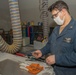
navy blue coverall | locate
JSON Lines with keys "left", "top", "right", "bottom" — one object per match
{"left": 41, "top": 18, "right": 76, "bottom": 75}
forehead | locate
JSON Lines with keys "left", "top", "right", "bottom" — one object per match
{"left": 51, "top": 9, "right": 59, "bottom": 14}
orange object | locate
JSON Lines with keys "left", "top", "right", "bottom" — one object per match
{"left": 26, "top": 63, "right": 44, "bottom": 74}
{"left": 16, "top": 53, "right": 25, "bottom": 57}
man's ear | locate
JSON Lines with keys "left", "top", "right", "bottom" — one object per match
{"left": 62, "top": 9, "right": 66, "bottom": 15}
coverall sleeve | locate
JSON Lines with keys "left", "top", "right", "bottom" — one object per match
{"left": 55, "top": 34, "right": 76, "bottom": 67}
{"left": 40, "top": 35, "right": 51, "bottom": 56}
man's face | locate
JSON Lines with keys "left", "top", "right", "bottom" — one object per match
{"left": 51, "top": 8, "right": 66, "bottom": 25}
{"left": 51, "top": 9, "right": 65, "bottom": 20}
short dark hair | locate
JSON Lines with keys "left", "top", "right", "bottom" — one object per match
{"left": 48, "top": 1, "right": 69, "bottom": 13}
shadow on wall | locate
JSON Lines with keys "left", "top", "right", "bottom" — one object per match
{"left": 49, "top": 21, "right": 56, "bottom": 36}
{"left": 50, "top": 21, "right": 56, "bottom": 27}
{"left": 0, "top": 20, "right": 11, "bottom": 31}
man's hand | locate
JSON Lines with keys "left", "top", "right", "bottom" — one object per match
{"left": 32, "top": 50, "right": 42, "bottom": 59}
{"left": 46, "top": 55, "right": 55, "bottom": 65}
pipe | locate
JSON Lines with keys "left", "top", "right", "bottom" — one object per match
{"left": 0, "top": 0, "right": 22, "bottom": 53}
{"left": 40, "top": 0, "right": 49, "bottom": 39}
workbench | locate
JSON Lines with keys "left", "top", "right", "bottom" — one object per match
{"left": 0, "top": 51, "right": 55, "bottom": 75}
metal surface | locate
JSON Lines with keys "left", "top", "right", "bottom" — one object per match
{"left": 0, "top": 59, "right": 32, "bottom": 75}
